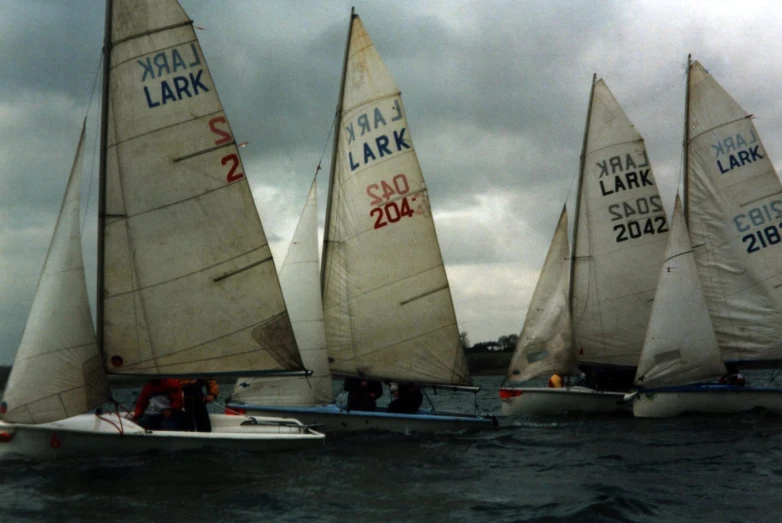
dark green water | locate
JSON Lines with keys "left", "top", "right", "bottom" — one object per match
{"left": 1, "top": 375, "right": 781, "bottom": 522}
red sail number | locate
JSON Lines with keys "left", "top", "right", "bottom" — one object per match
{"left": 208, "top": 116, "right": 232, "bottom": 145}
{"left": 371, "top": 198, "right": 415, "bottom": 229}
{"left": 207, "top": 117, "right": 244, "bottom": 183}
{"left": 367, "top": 174, "right": 411, "bottom": 205}
{"left": 222, "top": 154, "right": 244, "bottom": 182}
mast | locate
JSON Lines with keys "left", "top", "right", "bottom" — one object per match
{"left": 568, "top": 73, "right": 596, "bottom": 312}
{"left": 96, "top": 0, "right": 113, "bottom": 355}
{"left": 320, "top": 7, "right": 356, "bottom": 294}
{"left": 683, "top": 54, "right": 692, "bottom": 226}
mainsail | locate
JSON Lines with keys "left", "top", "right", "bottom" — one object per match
{"left": 101, "top": 0, "right": 301, "bottom": 375}
{"left": 685, "top": 59, "right": 782, "bottom": 364}
{"left": 507, "top": 207, "right": 574, "bottom": 382}
{"left": 321, "top": 13, "right": 470, "bottom": 385}
{"left": 571, "top": 78, "right": 669, "bottom": 368}
{"left": 2, "top": 127, "right": 111, "bottom": 424}
{"left": 634, "top": 196, "right": 725, "bottom": 388}
{"left": 232, "top": 179, "right": 334, "bottom": 405}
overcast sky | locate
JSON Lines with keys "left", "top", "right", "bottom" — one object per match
{"left": 1, "top": 0, "right": 782, "bottom": 364}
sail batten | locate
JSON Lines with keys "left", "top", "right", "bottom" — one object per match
{"left": 322, "top": 14, "right": 471, "bottom": 386}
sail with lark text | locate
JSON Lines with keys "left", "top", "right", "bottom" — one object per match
{"left": 571, "top": 78, "right": 669, "bottom": 369}
{"left": 321, "top": 13, "right": 470, "bottom": 386}
{"left": 101, "top": 0, "right": 301, "bottom": 376}
{"left": 685, "top": 59, "right": 782, "bottom": 365}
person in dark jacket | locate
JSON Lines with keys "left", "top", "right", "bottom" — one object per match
{"left": 180, "top": 378, "right": 219, "bottom": 432}
{"left": 343, "top": 377, "right": 383, "bottom": 411}
{"left": 387, "top": 382, "right": 423, "bottom": 414}
{"left": 133, "top": 379, "right": 185, "bottom": 431}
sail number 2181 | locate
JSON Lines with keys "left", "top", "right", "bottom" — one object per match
{"left": 743, "top": 225, "right": 782, "bottom": 254}
{"left": 367, "top": 174, "right": 418, "bottom": 230}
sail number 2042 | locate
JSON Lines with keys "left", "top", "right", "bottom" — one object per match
{"left": 609, "top": 196, "right": 668, "bottom": 243}
{"left": 367, "top": 174, "right": 418, "bottom": 230}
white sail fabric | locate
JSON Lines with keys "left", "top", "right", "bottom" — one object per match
{"left": 322, "top": 15, "right": 470, "bottom": 385}
{"left": 233, "top": 179, "right": 334, "bottom": 405}
{"left": 572, "top": 79, "right": 668, "bottom": 367}
{"left": 2, "top": 127, "right": 110, "bottom": 424}
{"left": 507, "top": 207, "right": 574, "bottom": 382}
{"left": 686, "top": 60, "right": 782, "bottom": 364}
{"left": 103, "top": 0, "right": 301, "bottom": 375}
{"left": 634, "top": 196, "right": 725, "bottom": 388}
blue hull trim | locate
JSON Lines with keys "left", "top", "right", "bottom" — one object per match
{"left": 637, "top": 383, "right": 782, "bottom": 394}
{"left": 227, "top": 403, "right": 497, "bottom": 426}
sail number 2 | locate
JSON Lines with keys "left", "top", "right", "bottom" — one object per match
{"left": 367, "top": 174, "right": 416, "bottom": 229}
{"left": 208, "top": 117, "right": 244, "bottom": 183}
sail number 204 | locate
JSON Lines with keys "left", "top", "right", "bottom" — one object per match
{"left": 367, "top": 174, "right": 417, "bottom": 230}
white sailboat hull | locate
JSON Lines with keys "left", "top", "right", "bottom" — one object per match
{"left": 0, "top": 412, "right": 324, "bottom": 461}
{"left": 632, "top": 385, "right": 782, "bottom": 418}
{"left": 499, "top": 387, "right": 628, "bottom": 416}
{"left": 228, "top": 403, "right": 498, "bottom": 433}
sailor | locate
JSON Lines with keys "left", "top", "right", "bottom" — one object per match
{"left": 133, "top": 378, "right": 185, "bottom": 431}
{"left": 387, "top": 382, "right": 423, "bottom": 413}
{"left": 179, "top": 378, "right": 219, "bottom": 432}
{"left": 548, "top": 374, "right": 563, "bottom": 388}
{"left": 343, "top": 377, "right": 383, "bottom": 411}
{"left": 719, "top": 363, "right": 746, "bottom": 386}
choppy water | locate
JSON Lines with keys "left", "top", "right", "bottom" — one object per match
{"left": 2, "top": 375, "right": 782, "bottom": 522}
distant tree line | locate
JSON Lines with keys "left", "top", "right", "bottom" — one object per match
{"left": 461, "top": 332, "right": 517, "bottom": 353}
{"left": 461, "top": 333, "right": 515, "bottom": 375}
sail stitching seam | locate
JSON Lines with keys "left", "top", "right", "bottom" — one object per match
{"left": 104, "top": 244, "right": 268, "bottom": 298}
{"left": 323, "top": 263, "right": 445, "bottom": 308}
{"left": 342, "top": 92, "right": 401, "bottom": 118}
{"left": 111, "top": 21, "right": 193, "bottom": 49}
{"left": 107, "top": 109, "right": 224, "bottom": 149}
{"left": 688, "top": 116, "right": 752, "bottom": 142}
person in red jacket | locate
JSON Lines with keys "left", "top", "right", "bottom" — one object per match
{"left": 133, "top": 379, "right": 185, "bottom": 431}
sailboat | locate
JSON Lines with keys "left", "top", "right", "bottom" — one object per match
{"left": 499, "top": 76, "right": 670, "bottom": 416}
{"left": 0, "top": 0, "right": 324, "bottom": 460}
{"left": 629, "top": 57, "right": 782, "bottom": 417}
{"left": 231, "top": 178, "right": 336, "bottom": 409}
{"left": 227, "top": 10, "right": 497, "bottom": 433}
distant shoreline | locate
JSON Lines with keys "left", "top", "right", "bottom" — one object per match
{"left": 465, "top": 352, "right": 511, "bottom": 376}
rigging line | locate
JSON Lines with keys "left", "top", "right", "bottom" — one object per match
{"left": 422, "top": 388, "right": 436, "bottom": 411}
{"left": 82, "top": 52, "right": 104, "bottom": 234}
{"left": 563, "top": 152, "right": 580, "bottom": 211}
{"left": 315, "top": 108, "right": 338, "bottom": 176}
